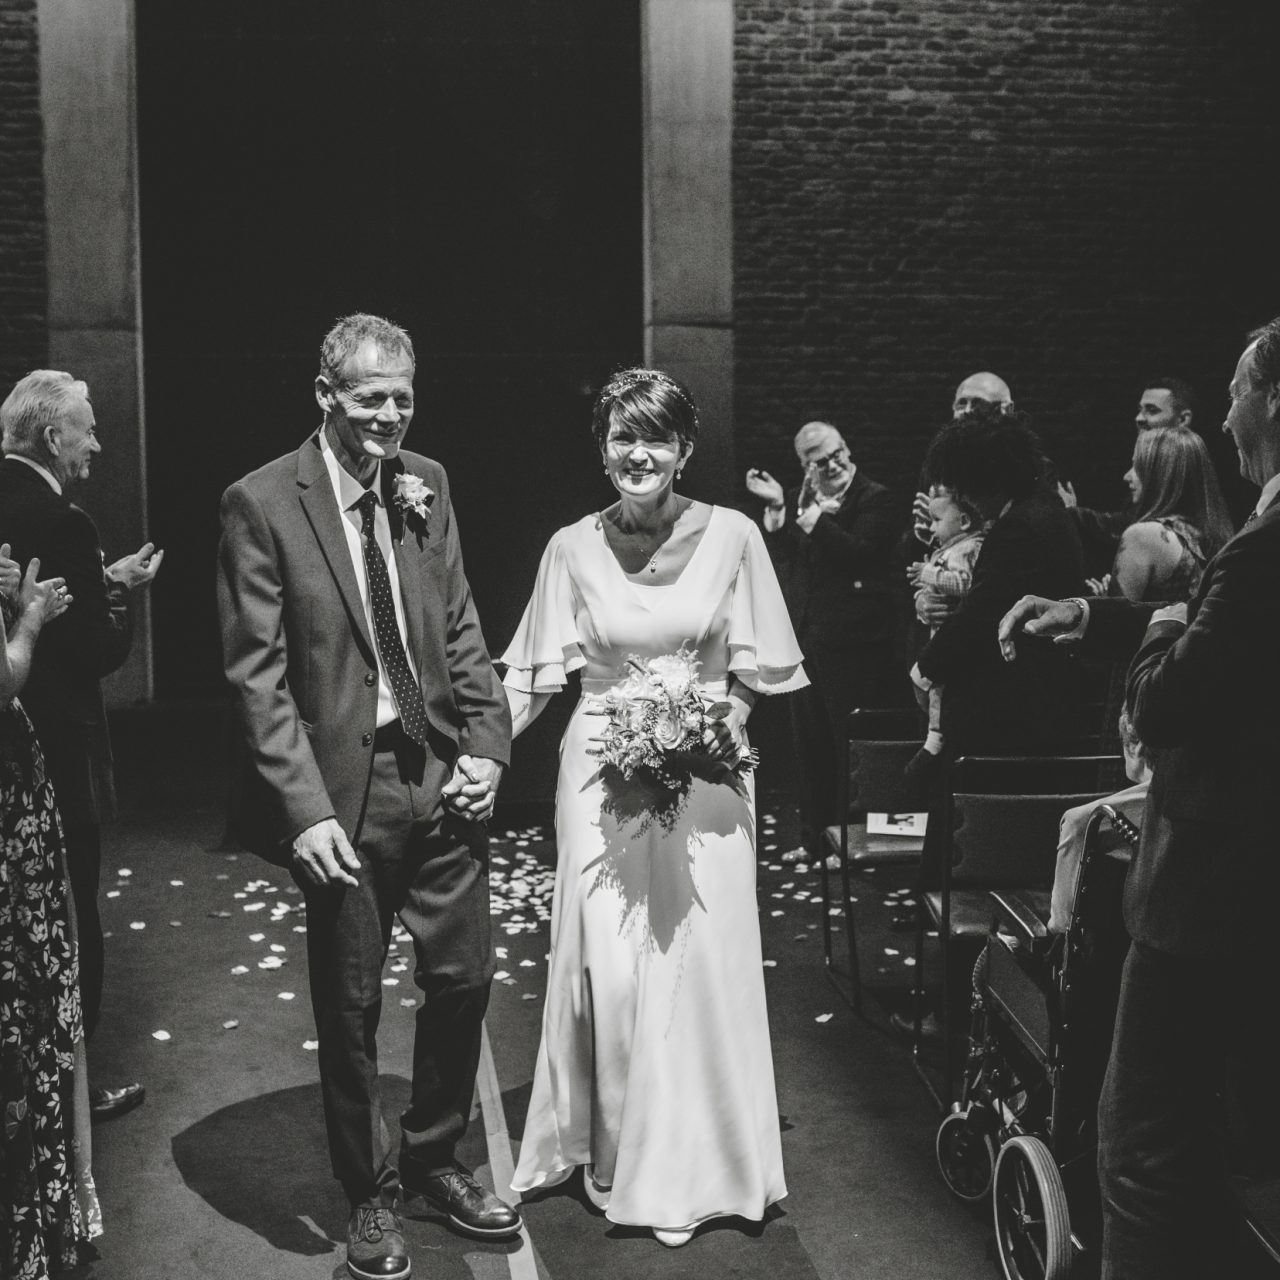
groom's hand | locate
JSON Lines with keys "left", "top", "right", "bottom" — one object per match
{"left": 292, "top": 818, "right": 361, "bottom": 888}
{"left": 442, "top": 754, "right": 503, "bottom": 822}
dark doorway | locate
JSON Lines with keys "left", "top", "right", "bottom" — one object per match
{"left": 136, "top": 3, "right": 642, "bottom": 747}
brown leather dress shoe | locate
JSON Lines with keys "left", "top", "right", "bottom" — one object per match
{"left": 405, "top": 1165, "right": 521, "bottom": 1239}
{"left": 89, "top": 1082, "right": 145, "bottom": 1122}
{"left": 346, "top": 1203, "right": 410, "bottom": 1280}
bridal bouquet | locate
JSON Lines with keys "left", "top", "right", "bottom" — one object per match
{"left": 589, "top": 647, "right": 758, "bottom": 789}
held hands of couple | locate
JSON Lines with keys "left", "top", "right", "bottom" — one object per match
{"left": 106, "top": 541, "right": 164, "bottom": 590}
{"left": 441, "top": 754, "right": 503, "bottom": 823}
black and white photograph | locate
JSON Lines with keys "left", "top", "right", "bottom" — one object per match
{"left": 3, "top": 3, "right": 1280, "bottom": 1278}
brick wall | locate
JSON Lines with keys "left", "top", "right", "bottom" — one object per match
{"left": 0, "top": 0, "right": 46, "bottom": 389}
{"left": 733, "top": 0, "right": 1280, "bottom": 515}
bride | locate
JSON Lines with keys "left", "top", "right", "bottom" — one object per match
{"left": 500, "top": 368, "right": 808, "bottom": 1246}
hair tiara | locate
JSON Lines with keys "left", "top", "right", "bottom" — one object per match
{"left": 602, "top": 367, "right": 699, "bottom": 423}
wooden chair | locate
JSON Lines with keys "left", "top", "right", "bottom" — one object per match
{"left": 908, "top": 754, "right": 1120, "bottom": 1109}
{"left": 818, "top": 707, "right": 926, "bottom": 1012}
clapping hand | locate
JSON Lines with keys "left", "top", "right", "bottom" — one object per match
{"left": 0, "top": 544, "right": 19, "bottom": 599}
{"left": 442, "top": 754, "right": 503, "bottom": 822}
{"left": 1057, "top": 480, "right": 1078, "bottom": 509}
{"left": 106, "top": 541, "right": 164, "bottom": 590}
{"left": 744, "top": 468, "right": 784, "bottom": 508}
{"left": 906, "top": 560, "right": 925, "bottom": 587}
{"left": 17, "top": 557, "right": 71, "bottom": 624}
{"left": 912, "top": 491, "right": 933, "bottom": 545}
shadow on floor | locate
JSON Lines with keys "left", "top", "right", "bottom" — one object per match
{"left": 170, "top": 1081, "right": 348, "bottom": 1254}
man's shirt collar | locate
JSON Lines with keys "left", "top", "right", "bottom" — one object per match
{"left": 5, "top": 453, "right": 62, "bottom": 495}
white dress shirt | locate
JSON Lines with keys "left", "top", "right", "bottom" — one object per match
{"left": 318, "top": 430, "right": 419, "bottom": 729}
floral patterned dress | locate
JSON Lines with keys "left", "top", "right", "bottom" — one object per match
{"left": 1, "top": 632, "right": 100, "bottom": 1276}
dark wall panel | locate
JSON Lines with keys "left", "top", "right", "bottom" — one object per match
{"left": 734, "top": 0, "right": 1280, "bottom": 518}
{"left": 138, "top": 1, "right": 642, "bottom": 797}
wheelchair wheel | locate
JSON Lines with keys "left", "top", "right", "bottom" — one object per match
{"left": 993, "top": 1135, "right": 1072, "bottom": 1280}
{"left": 936, "top": 1106, "right": 997, "bottom": 1202}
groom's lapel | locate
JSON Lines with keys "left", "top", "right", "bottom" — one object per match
{"left": 297, "top": 437, "right": 375, "bottom": 655}
{"left": 383, "top": 459, "right": 427, "bottom": 663}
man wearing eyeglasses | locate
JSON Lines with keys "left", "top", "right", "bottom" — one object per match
{"left": 746, "top": 421, "right": 902, "bottom": 862}
{"left": 218, "top": 314, "right": 518, "bottom": 1280}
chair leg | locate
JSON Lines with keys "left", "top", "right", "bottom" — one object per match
{"left": 940, "top": 931, "right": 953, "bottom": 1108}
{"left": 818, "top": 848, "right": 834, "bottom": 966}
{"left": 839, "top": 850, "right": 862, "bottom": 1014}
{"left": 909, "top": 905, "right": 945, "bottom": 1113}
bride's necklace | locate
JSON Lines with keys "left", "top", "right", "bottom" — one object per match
{"left": 614, "top": 505, "right": 681, "bottom": 574}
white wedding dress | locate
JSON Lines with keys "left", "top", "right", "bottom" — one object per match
{"left": 501, "top": 505, "right": 808, "bottom": 1230}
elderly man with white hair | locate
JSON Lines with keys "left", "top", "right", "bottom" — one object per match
{"left": 747, "top": 421, "right": 902, "bottom": 862}
{"left": 0, "top": 369, "right": 163, "bottom": 1121}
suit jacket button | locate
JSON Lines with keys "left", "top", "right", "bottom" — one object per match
{"left": 364, "top": 672, "right": 376, "bottom": 686}
{"left": 361, "top": 732, "right": 373, "bottom": 747}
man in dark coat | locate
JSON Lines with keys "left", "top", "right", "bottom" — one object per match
{"left": 747, "top": 421, "right": 903, "bottom": 858}
{"left": 998, "top": 323, "right": 1280, "bottom": 1279}
{"left": 0, "top": 369, "right": 162, "bottom": 1120}
{"left": 217, "top": 314, "right": 517, "bottom": 1280}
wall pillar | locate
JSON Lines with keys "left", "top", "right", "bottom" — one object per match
{"left": 38, "top": 0, "right": 150, "bottom": 703}
{"left": 641, "top": 0, "right": 735, "bottom": 500}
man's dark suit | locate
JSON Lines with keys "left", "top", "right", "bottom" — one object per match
{"left": 764, "top": 469, "right": 902, "bottom": 841}
{"left": 1074, "top": 496, "right": 1280, "bottom": 1278}
{"left": 217, "top": 435, "right": 511, "bottom": 1206}
{"left": 0, "top": 456, "right": 134, "bottom": 1037}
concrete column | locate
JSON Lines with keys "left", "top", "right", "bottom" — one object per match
{"left": 38, "top": 0, "right": 150, "bottom": 703}
{"left": 641, "top": 0, "right": 735, "bottom": 501}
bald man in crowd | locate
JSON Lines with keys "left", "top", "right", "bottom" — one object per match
{"left": 747, "top": 422, "right": 903, "bottom": 862}
{"left": 951, "top": 370, "right": 1014, "bottom": 419}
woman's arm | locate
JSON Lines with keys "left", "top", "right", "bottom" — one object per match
{"left": 506, "top": 685, "right": 555, "bottom": 740}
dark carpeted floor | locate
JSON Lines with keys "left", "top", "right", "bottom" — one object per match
{"left": 75, "top": 709, "right": 1001, "bottom": 1280}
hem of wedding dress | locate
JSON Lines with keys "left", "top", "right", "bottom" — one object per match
{"left": 603, "top": 1189, "right": 788, "bottom": 1232}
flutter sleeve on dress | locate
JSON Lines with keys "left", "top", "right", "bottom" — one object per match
{"left": 728, "top": 519, "right": 810, "bottom": 694}
{"left": 499, "top": 529, "right": 585, "bottom": 694}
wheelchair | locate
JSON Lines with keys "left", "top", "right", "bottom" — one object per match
{"left": 933, "top": 803, "right": 1139, "bottom": 1280}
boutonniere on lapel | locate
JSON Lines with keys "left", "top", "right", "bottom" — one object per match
{"left": 391, "top": 472, "right": 433, "bottom": 545}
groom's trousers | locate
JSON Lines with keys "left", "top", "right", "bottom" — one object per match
{"left": 299, "top": 722, "right": 494, "bottom": 1208}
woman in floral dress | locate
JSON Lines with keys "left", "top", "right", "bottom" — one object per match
{"left": 1, "top": 552, "right": 100, "bottom": 1278}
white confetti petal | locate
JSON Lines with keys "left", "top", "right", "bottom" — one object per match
{"left": 399, "top": 997, "right": 417, "bottom": 1007}
{"left": 521, "top": 993, "right": 539, "bottom": 1001}
{"left": 243, "top": 902, "right": 266, "bottom": 912}
{"left": 208, "top": 910, "right": 232, "bottom": 919}
{"left": 519, "top": 959, "right": 536, "bottom": 968}
{"left": 117, "top": 868, "right": 132, "bottom": 878}
{"left": 815, "top": 1013, "right": 834, "bottom": 1024}
{"left": 883, "top": 947, "right": 899, "bottom": 956}
{"left": 130, "top": 921, "right": 146, "bottom": 930}
{"left": 293, "top": 925, "right": 307, "bottom": 933}
{"left": 770, "top": 910, "right": 784, "bottom": 917}
{"left": 270, "top": 944, "right": 286, "bottom": 953}
{"left": 222, "top": 1019, "right": 239, "bottom": 1030}
{"left": 249, "top": 932, "right": 265, "bottom": 942}
{"left": 258, "top": 956, "right": 285, "bottom": 970}
{"left": 152, "top": 1029, "right": 171, "bottom": 1040}
{"left": 303, "top": 1039, "right": 318, "bottom": 1051}
{"left": 230, "top": 965, "right": 249, "bottom": 975}
{"left": 107, "top": 890, "right": 120, "bottom": 898}
{"left": 170, "top": 879, "right": 184, "bottom": 887}
{"left": 382, "top": 978, "right": 398, "bottom": 986}
{"left": 493, "top": 970, "right": 510, "bottom": 980}
{"left": 278, "top": 991, "right": 295, "bottom": 1001}
{"left": 169, "top": 920, "right": 182, "bottom": 928}
{"left": 762, "top": 960, "right": 777, "bottom": 967}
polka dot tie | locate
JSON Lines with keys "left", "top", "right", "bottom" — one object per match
{"left": 355, "top": 490, "right": 428, "bottom": 746}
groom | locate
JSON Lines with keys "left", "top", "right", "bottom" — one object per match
{"left": 217, "top": 314, "right": 517, "bottom": 1280}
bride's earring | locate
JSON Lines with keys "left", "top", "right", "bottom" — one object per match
{"left": 675, "top": 468, "right": 683, "bottom": 481}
